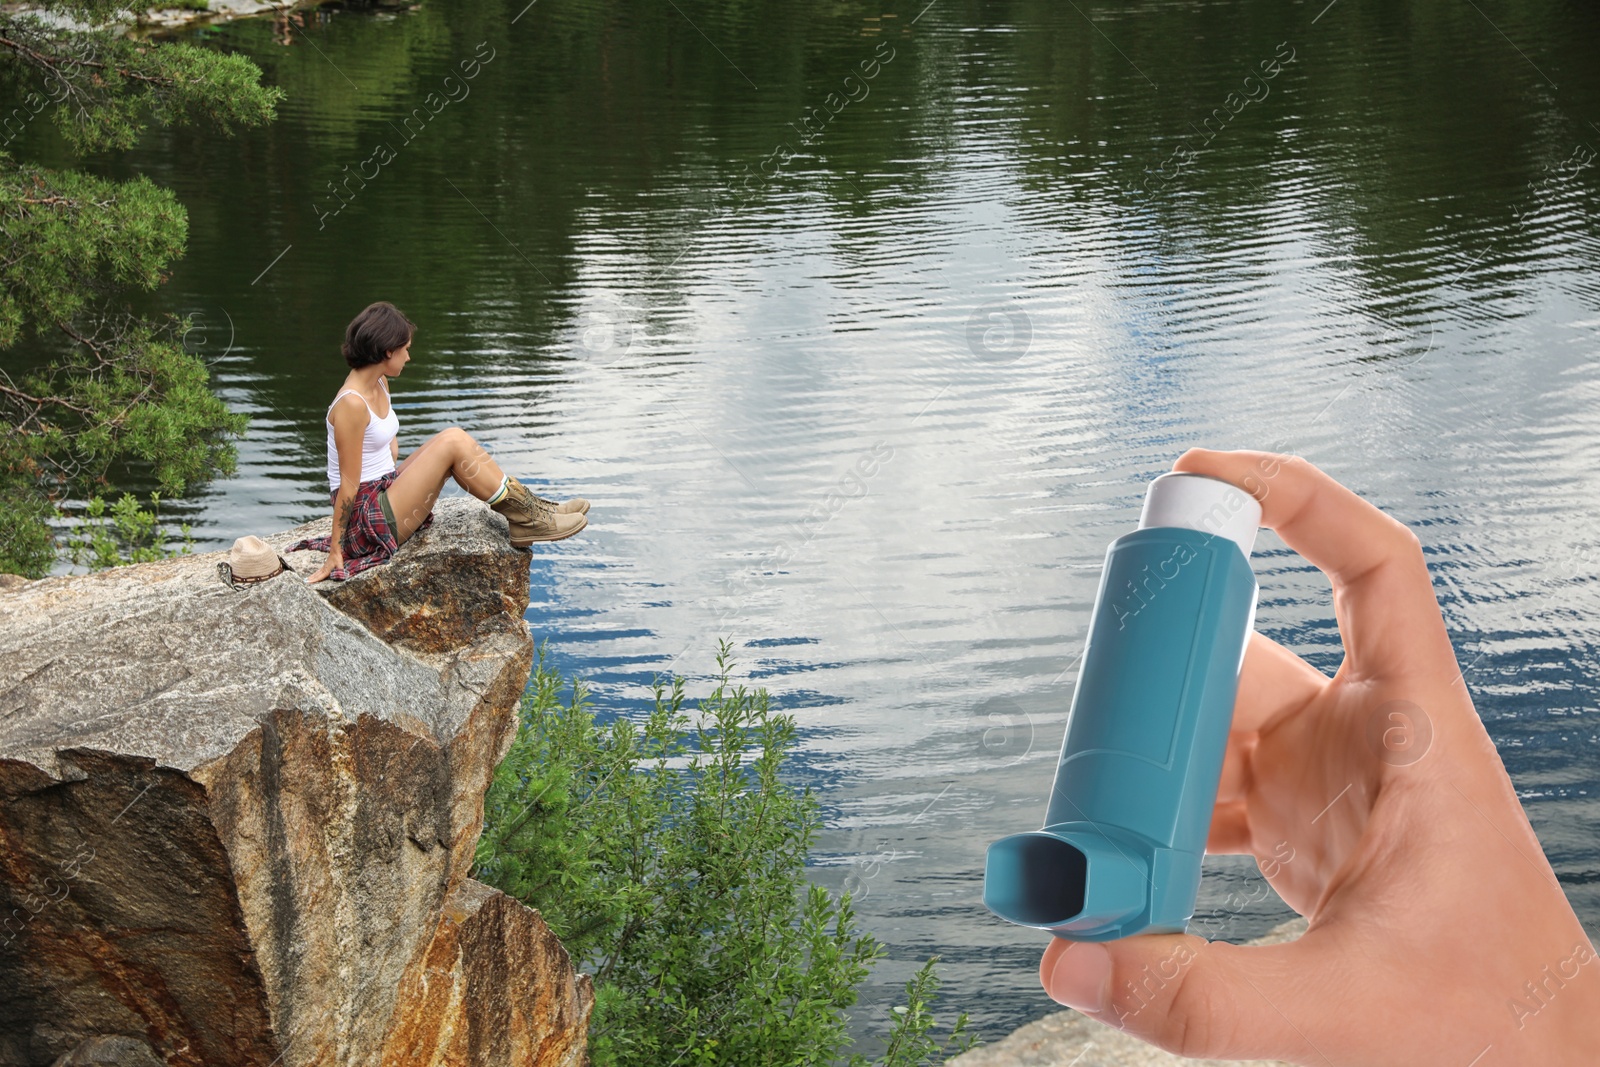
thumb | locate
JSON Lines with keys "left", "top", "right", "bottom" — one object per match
{"left": 1040, "top": 933, "right": 1327, "bottom": 1062}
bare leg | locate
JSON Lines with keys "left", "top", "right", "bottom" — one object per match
{"left": 383, "top": 427, "right": 506, "bottom": 545}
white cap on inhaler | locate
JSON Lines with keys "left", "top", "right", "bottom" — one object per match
{"left": 1138, "top": 472, "right": 1263, "bottom": 557}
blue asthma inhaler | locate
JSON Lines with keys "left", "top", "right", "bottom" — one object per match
{"left": 983, "top": 471, "right": 1262, "bottom": 941}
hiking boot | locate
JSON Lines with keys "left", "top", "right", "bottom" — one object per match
{"left": 536, "top": 494, "right": 590, "bottom": 515}
{"left": 491, "top": 477, "right": 587, "bottom": 546}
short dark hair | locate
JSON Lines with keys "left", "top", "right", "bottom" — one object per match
{"left": 342, "top": 301, "right": 416, "bottom": 368}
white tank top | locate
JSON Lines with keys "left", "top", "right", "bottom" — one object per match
{"left": 325, "top": 380, "right": 399, "bottom": 492}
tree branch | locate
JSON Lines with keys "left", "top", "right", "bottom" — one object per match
{"left": 0, "top": 31, "right": 163, "bottom": 86}
{"left": 0, "top": 379, "right": 95, "bottom": 418}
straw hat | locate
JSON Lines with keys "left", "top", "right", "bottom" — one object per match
{"left": 218, "top": 535, "right": 289, "bottom": 587}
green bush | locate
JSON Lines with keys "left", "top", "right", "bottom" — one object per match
{"left": 474, "top": 642, "right": 977, "bottom": 1067}
{"left": 64, "top": 490, "right": 193, "bottom": 570}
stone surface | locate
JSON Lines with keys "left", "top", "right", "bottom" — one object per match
{"left": 49, "top": 1037, "right": 163, "bottom": 1067}
{"left": 0, "top": 0, "right": 342, "bottom": 37}
{"left": 949, "top": 918, "right": 1307, "bottom": 1067}
{"left": 0, "top": 500, "right": 591, "bottom": 1067}
{"left": 139, "top": 0, "right": 291, "bottom": 29}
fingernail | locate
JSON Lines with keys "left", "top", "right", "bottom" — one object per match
{"left": 1048, "top": 942, "right": 1113, "bottom": 1014}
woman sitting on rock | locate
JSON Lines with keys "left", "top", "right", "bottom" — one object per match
{"left": 295, "top": 300, "right": 586, "bottom": 584}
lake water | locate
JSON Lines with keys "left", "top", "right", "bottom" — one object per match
{"left": 18, "top": 0, "right": 1600, "bottom": 1050}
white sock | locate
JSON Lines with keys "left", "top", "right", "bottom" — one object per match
{"left": 486, "top": 476, "right": 510, "bottom": 505}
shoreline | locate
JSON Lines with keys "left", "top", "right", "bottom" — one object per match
{"left": 0, "top": 0, "right": 408, "bottom": 39}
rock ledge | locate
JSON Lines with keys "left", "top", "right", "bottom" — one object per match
{"left": 0, "top": 500, "right": 591, "bottom": 1067}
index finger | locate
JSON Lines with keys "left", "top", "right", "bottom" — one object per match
{"left": 1172, "top": 448, "right": 1455, "bottom": 682}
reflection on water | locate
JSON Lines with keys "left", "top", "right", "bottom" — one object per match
{"left": 13, "top": 0, "right": 1600, "bottom": 1046}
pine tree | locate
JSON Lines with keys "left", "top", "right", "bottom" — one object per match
{"left": 0, "top": 0, "right": 283, "bottom": 576}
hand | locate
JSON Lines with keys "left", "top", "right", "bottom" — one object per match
{"left": 1040, "top": 449, "right": 1600, "bottom": 1065}
{"left": 304, "top": 549, "right": 343, "bottom": 584}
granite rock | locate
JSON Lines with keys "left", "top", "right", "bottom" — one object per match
{"left": 0, "top": 499, "right": 591, "bottom": 1067}
{"left": 48, "top": 1036, "right": 163, "bottom": 1067}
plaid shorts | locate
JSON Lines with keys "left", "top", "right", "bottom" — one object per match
{"left": 287, "top": 470, "right": 433, "bottom": 580}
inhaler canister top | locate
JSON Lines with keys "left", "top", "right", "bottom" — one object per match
{"left": 1138, "top": 472, "right": 1263, "bottom": 558}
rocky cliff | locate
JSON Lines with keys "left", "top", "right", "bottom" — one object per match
{"left": 0, "top": 500, "right": 591, "bottom": 1067}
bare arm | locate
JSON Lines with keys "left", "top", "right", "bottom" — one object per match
{"left": 307, "top": 395, "right": 368, "bottom": 584}
{"left": 385, "top": 378, "right": 401, "bottom": 465}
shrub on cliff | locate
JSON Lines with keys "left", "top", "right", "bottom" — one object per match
{"left": 0, "top": 1, "right": 279, "bottom": 575}
{"left": 475, "top": 642, "right": 977, "bottom": 1067}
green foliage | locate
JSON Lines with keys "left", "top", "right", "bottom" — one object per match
{"left": 879, "top": 957, "right": 975, "bottom": 1067}
{"left": 475, "top": 643, "right": 977, "bottom": 1067}
{"left": 0, "top": 10, "right": 283, "bottom": 153}
{"left": 0, "top": 2, "right": 281, "bottom": 575}
{"left": 0, "top": 303, "right": 246, "bottom": 576}
{"left": 64, "top": 490, "right": 192, "bottom": 569}
{"left": 0, "top": 486, "right": 55, "bottom": 577}
{"left": 0, "top": 159, "right": 187, "bottom": 346}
